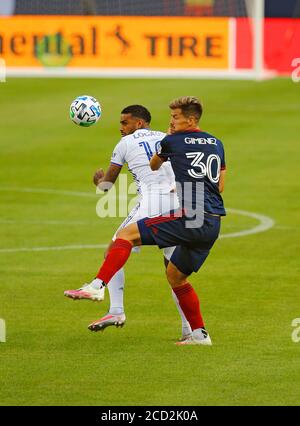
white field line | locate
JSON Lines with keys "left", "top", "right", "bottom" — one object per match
{"left": 0, "top": 187, "right": 275, "bottom": 253}
{"left": 220, "top": 208, "right": 275, "bottom": 239}
{"left": 0, "top": 219, "right": 96, "bottom": 226}
{"left": 0, "top": 244, "right": 107, "bottom": 253}
{"left": 6, "top": 67, "right": 277, "bottom": 80}
{"left": 0, "top": 186, "right": 97, "bottom": 198}
{"left": 0, "top": 186, "right": 131, "bottom": 200}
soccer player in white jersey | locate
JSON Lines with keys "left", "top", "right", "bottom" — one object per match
{"left": 64, "top": 105, "right": 192, "bottom": 340}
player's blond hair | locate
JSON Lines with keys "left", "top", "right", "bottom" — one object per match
{"left": 169, "top": 96, "right": 203, "bottom": 121}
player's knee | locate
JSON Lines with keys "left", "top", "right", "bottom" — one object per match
{"left": 116, "top": 228, "right": 131, "bottom": 241}
{"left": 116, "top": 223, "right": 140, "bottom": 244}
{"left": 166, "top": 272, "right": 175, "bottom": 286}
{"left": 166, "top": 263, "right": 187, "bottom": 287}
{"left": 166, "top": 269, "right": 183, "bottom": 287}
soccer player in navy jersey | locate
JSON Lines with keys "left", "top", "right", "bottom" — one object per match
{"left": 88, "top": 96, "right": 226, "bottom": 345}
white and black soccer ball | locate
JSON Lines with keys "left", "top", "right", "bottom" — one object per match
{"left": 70, "top": 95, "right": 102, "bottom": 127}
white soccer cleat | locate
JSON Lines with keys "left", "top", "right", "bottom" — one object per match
{"left": 88, "top": 313, "right": 126, "bottom": 332}
{"left": 176, "top": 328, "right": 212, "bottom": 346}
{"left": 64, "top": 283, "right": 105, "bottom": 302}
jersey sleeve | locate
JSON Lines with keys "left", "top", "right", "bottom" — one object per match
{"left": 111, "top": 139, "right": 127, "bottom": 167}
{"left": 156, "top": 136, "right": 171, "bottom": 161}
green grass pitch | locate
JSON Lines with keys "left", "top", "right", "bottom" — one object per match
{"left": 0, "top": 77, "right": 299, "bottom": 406}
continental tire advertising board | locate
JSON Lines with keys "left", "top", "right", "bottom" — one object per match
{"left": 0, "top": 17, "right": 230, "bottom": 69}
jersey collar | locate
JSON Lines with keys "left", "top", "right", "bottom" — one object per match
{"left": 175, "top": 128, "right": 202, "bottom": 134}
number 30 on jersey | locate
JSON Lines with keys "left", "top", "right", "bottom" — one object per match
{"left": 186, "top": 152, "right": 221, "bottom": 183}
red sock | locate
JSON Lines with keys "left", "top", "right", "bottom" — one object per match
{"left": 96, "top": 239, "right": 133, "bottom": 284}
{"left": 173, "top": 283, "right": 205, "bottom": 330}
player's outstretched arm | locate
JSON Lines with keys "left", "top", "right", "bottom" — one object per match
{"left": 150, "top": 153, "right": 165, "bottom": 171}
{"left": 93, "top": 164, "right": 122, "bottom": 191}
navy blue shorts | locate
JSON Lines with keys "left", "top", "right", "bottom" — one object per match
{"left": 137, "top": 211, "right": 221, "bottom": 276}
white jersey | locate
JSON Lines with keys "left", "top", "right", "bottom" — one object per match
{"left": 111, "top": 129, "right": 175, "bottom": 194}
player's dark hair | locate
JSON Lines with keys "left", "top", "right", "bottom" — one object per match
{"left": 169, "top": 96, "right": 203, "bottom": 121}
{"left": 121, "top": 105, "right": 152, "bottom": 124}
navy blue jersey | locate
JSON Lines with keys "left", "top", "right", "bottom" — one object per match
{"left": 157, "top": 130, "right": 226, "bottom": 216}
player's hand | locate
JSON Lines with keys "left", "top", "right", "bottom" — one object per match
{"left": 93, "top": 169, "right": 105, "bottom": 186}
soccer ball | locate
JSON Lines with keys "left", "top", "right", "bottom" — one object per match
{"left": 70, "top": 95, "right": 102, "bottom": 127}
